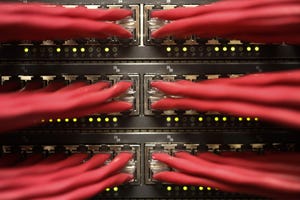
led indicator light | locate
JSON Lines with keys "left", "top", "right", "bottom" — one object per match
{"left": 24, "top": 48, "right": 29, "bottom": 53}
{"left": 182, "top": 47, "right": 188, "bottom": 52}
{"left": 214, "top": 47, "right": 220, "bottom": 52}
{"left": 49, "top": 119, "right": 53, "bottom": 123}
{"left": 222, "top": 47, "right": 227, "bottom": 51}
{"left": 112, "top": 117, "right": 118, "bottom": 123}
{"left": 113, "top": 187, "right": 118, "bottom": 192}
{"left": 222, "top": 117, "right": 227, "bottom": 121}
{"left": 73, "top": 118, "right": 77, "bottom": 122}
{"left": 246, "top": 46, "right": 251, "bottom": 51}
{"left": 214, "top": 117, "right": 219, "bottom": 122}
{"left": 166, "top": 186, "right": 172, "bottom": 191}
{"left": 198, "top": 117, "right": 203, "bottom": 122}
{"left": 97, "top": 117, "right": 101, "bottom": 122}
{"left": 254, "top": 46, "right": 260, "bottom": 51}
{"left": 246, "top": 117, "right": 251, "bottom": 121}
{"left": 72, "top": 47, "right": 77, "bottom": 53}
{"left": 56, "top": 48, "right": 61, "bottom": 53}
{"left": 89, "top": 117, "right": 93, "bottom": 122}
{"left": 80, "top": 47, "right": 85, "bottom": 52}
{"left": 238, "top": 117, "right": 243, "bottom": 121}
{"left": 166, "top": 47, "right": 171, "bottom": 52}
{"left": 254, "top": 117, "right": 259, "bottom": 121}
{"left": 105, "top": 188, "right": 110, "bottom": 192}
{"left": 104, "top": 47, "right": 110, "bottom": 52}
{"left": 174, "top": 117, "right": 179, "bottom": 122}
{"left": 207, "top": 187, "right": 212, "bottom": 191}
{"left": 230, "top": 46, "right": 235, "bottom": 52}
{"left": 105, "top": 117, "right": 110, "bottom": 122}
{"left": 41, "top": 119, "right": 45, "bottom": 123}
{"left": 65, "top": 118, "right": 69, "bottom": 122}
{"left": 199, "top": 186, "right": 204, "bottom": 191}
{"left": 57, "top": 118, "right": 61, "bottom": 123}
{"left": 166, "top": 117, "right": 172, "bottom": 122}
{"left": 183, "top": 186, "right": 188, "bottom": 191}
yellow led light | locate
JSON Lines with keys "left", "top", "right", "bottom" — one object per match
{"left": 89, "top": 117, "right": 93, "bottom": 122}
{"left": 65, "top": 118, "right": 69, "bottom": 122}
{"left": 222, "top": 47, "right": 227, "bottom": 52}
{"left": 214, "top": 46, "right": 220, "bottom": 52}
{"left": 105, "top": 117, "right": 110, "bottom": 122}
{"left": 199, "top": 186, "right": 204, "bottom": 191}
{"left": 97, "top": 117, "right": 101, "bottom": 122}
{"left": 56, "top": 48, "right": 61, "bottom": 53}
{"left": 112, "top": 117, "right": 118, "bottom": 123}
{"left": 166, "top": 117, "right": 172, "bottom": 122}
{"left": 246, "top": 46, "right": 251, "bottom": 51}
{"left": 73, "top": 118, "right": 77, "bottom": 122}
{"left": 166, "top": 186, "right": 172, "bottom": 191}
{"left": 238, "top": 117, "right": 243, "bottom": 121}
{"left": 113, "top": 186, "right": 118, "bottom": 192}
{"left": 24, "top": 48, "right": 29, "bottom": 53}
{"left": 230, "top": 46, "right": 236, "bottom": 52}
{"left": 214, "top": 117, "right": 219, "bottom": 122}
{"left": 254, "top": 46, "right": 260, "bottom": 51}
{"left": 174, "top": 117, "right": 179, "bottom": 122}
{"left": 254, "top": 117, "right": 259, "bottom": 121}
{"left": 246, "top": 117, "right": 251, "bottom": 121}
{"left": 72, "top": 47, "right": 77, "bottom": 53}
{"left": 183, "top": 186, "right": 188, "bottom": 191}
{"left": 57, "top": 118, "right": 61, "bottom": 123}
{"left": 222, "top": 117, "right": 227, "bottom": 122}
{"left": 49, "top": 119, "right": 53, "bottom": 123}
{"left": 104, "top": 47, "right": 110, "bottom": 52}
{"left": 41, "top": 119, "right": 45, "bottom": 123}
{"left": 166, "top": 47, "right": 172, "bottom": 52}
{"left": 198, "top": 117, "right": 203, "bottom": 122}
{"left": 105, "top": 188, "right": 110, "bottom": 192}
{"left": 207, "top": 187, "right": 211, "bottom": 191}
{"left": 182, "top": 47, "right": 188, "bottom": 52}
{"left": 80, "top": 47, "right": 85, "bottom": 52}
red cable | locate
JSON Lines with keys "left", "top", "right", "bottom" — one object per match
{"left": 38, "top": 153, "right": 67, "bottom": 164}
{"left": 40, "top": 173, "right": 133, "bottom": 200}
{"left": 152, "top": 98, "right": 300, "bottom": 129}
{"left": 0, "top": 153, "right": 87, "bottom": 179}
{"left": 152, "top": 152, "right": 300, "bottom": 195}
{"left": 0, "top": 152, "right": 132, "bottom": 199}
{"left": 0, "top": 153, "right": 111, "bottom": 190}
{"left": 16, "top": 153, "right": 44, "bottom": 167}
{"left": 151, "top": 81, "right": 300, "bottom": 107}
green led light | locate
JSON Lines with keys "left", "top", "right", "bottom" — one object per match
{"left": 207, "top": 187, "right": 212, "bottom": 191}
{"left": 72, "top": 47, "right": 77, "bottom": 53}
{"left": 56, "top": 48, "right": 61, "bottom": 53}
{"left": 198, "top": 117, "right": 203, "bottom": 122}
{"left": 246, "top": 117, "right": 251, "bottom": 121}
{"left": 174, "top": 117, "right": 179, "bottom": 122}
{"left": 80, "top": 47, "right": 85, "bottom": 52}
{"left": 182, "top": 47, "right": 188, "bottom": 52}
{"left": 113, "top": 187, "right": 118, "bottom": 192}
{"left": 166, "top": 47, "right": 172, "bottom": 52}
{"left": 183, "top": 186, "right": 188, "bottom": 191}
{"left": 222, "top": 46, "right": 227, "bottom": 52}
{"left": 246, "top": 46, "right": 251, "bottom": 51}
{"left": 112, "top": 117, "right": 118, "bottom": 123}
{"left": 97, "top": 117, "right": 101, "bottom": 122}
{"left": 57, "top": 118, "right": 61, "bottom": 123}
{"left": 73, "top": 118, "right": 77, "bottom": 122}
{"left": 166, "top": 117, "right": 172, "bottom": 122}
{"left": 49, "top": 119, "right": 53, "bottom": 123}
{"left": 104, "top": 47, "right": 110, "bottom": 52}
{"left": 106, "top": 188, "right": 110, "bottom": 192}
{"left": 199, "top": 186, "right": 204, "bottom": 191}
{"left": 214, "top": 117, "right": 219, "bottom": 122}
{"left": 254, "top": 46, "right": 260, "bottom": 52}
{"left": 89, "top": 117, "right": 93, "bottom": 122}
{"left": 65, "top": 118, "right": 69, "bottom": 122}
{"left": 238, "top": 117, "right": 243, "bottom": 122}
{"left": 230, "top": 46, "right": 236, "bottom": 52}
{"left": 166, "top": 186, "right": 172, "bottom": 191}
{"left": 105, "top": 117, "right": 110, "bottom": 122}
{"left": 254, "top": 117, "right": 259, "bottom": 121}
{"left": 24, "top": 48, "right": 29, "bottom": 53}
{"left": 222, "top": 117, "right": 227, "bottom": 122}
{"left": 214, "top": 46, "right": 220, "bottom": 52}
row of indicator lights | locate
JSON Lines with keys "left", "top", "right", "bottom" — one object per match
{"left": 105, "top": 187, "right": 119, "bottom": 192}
{"left": 166, "top": 46, "right": 260, "bottom": 52}
{"left": 41, "top": 117, "right": 118, "bottom": 123}
{"left": 166, "top": 186, "right": 215, "bottom": 191}
{"left": 24, "top": 47, "right": 111, "bottom": 53}
{"left": 166, "top": 116, "right": 259, "bottom": 122}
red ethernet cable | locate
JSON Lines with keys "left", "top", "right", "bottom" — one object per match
{"left": 0, "top": 152, "right": 133, "bottom": 199}
{"left": 152, "top": 152, "right": 300, "bottom": 195}
{"left": 0, "top": 3, "right": 132, "bottom": 41}
{"left": 151, "top": 0, "right": 300, "bottom": 44}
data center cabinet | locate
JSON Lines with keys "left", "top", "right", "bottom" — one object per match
{"left": 0, "top": 0, "right": 300, "bottom": 199}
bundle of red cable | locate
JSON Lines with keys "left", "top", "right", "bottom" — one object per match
{"left": 151, "top": 69, "right": 300, "bottom": 129}
{"left": 152, "top": 151, "right": 300, "bottom": 198}
{"left": 0, "top": 151, "right": 133, "bottom": 199}
{"left": 0, "top": 80, "right": 133, "bottom": 133}
{"left": 151, "top": 0, "right": 300, "bottom": 44}
{"left": 0, "top": 3, "right": 132, "bottom": 41}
